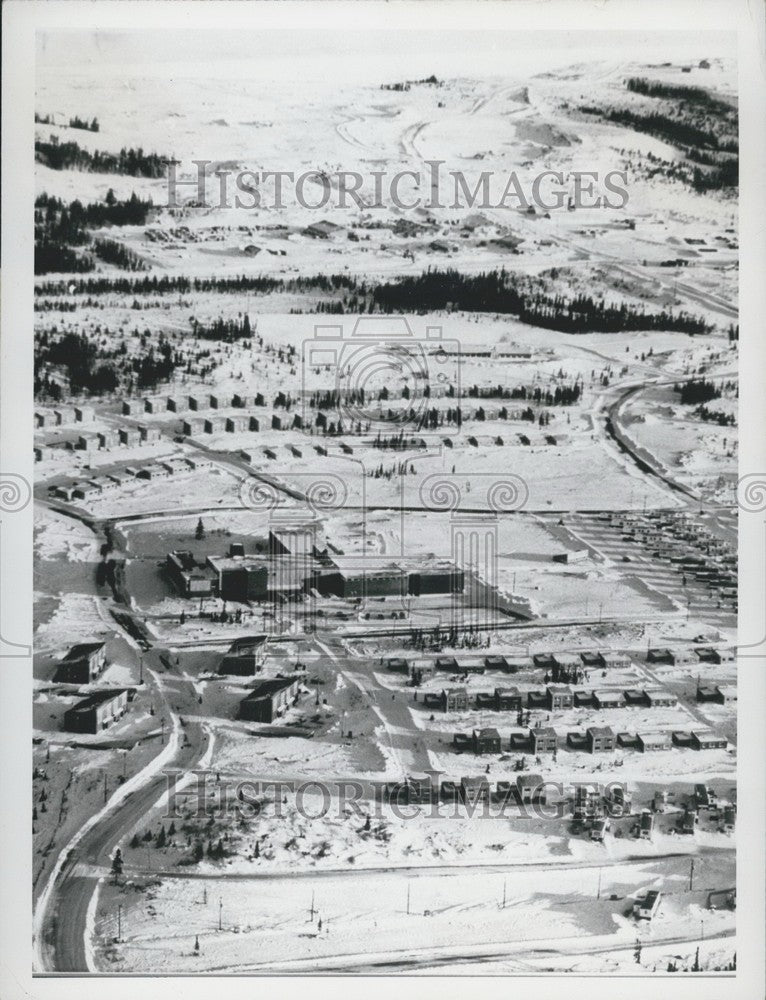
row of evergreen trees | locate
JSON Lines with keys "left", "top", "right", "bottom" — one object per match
{"left": 189, "top": 313, "right": 254, "bottom": 343}
{"left": 466, "top": 381, "right": 582, "bottom": 405}
{"left": 625, "top": 77, "right": 734, "bottom": 116}
{"left": 35, "top": 113, "right": 100, "bottom": 132}
{"left": 36, "top": 138, "right": 167, "bottom": 177}
{"left": 36, "top": 263, "right": 713, "bottom": 336}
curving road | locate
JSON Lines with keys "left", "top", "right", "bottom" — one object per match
{"left": 38, "top": 699, "right": 210, "bottom": 971}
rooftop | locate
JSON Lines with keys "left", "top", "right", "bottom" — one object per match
{"left": 241, "top": 676, "right": 300, "bottom": 701}
{"left": 63, "top": 641, "right": 106, "bottom": 661}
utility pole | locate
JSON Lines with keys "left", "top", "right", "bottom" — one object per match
{"left": 502, "top": 879, "right": 506, "bottom": 909}
{"left": 160, "top": 716, "right": 165, "bottom": 745}
{"left": 598, "top": 602, "right": 603, "bottom": 624}
{"left": 218, "top": 897, "right": 223, "bottom": 931}
{"left": 103, "top": 771, "right": 108, "bottom": 804}
{"left": 597, "top": 868, "right": 602, "bottom": 899}
{"left": 310, "top": 891, "right": 315, "bottom": 921}
{"left": 203, "top": 886, "right": 207, "bottom": 905}
{"left": 689, "top": 858, "right": 695, "bottom": 891}
{"left": 139, "top": 653, "right": 144, "bottom": 685}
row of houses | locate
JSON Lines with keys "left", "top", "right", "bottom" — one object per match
{"left": 450, "top": 724, "right": 728, "bottom": 755}
{"left": 35, "top": 405, "right": 95, "bottom": 428}
{"left": 50, "top": 456, "right": 212, "bottom": 502}
{"left": 383, "top": 772, "right": 548, "bottom": 806}
{"left": 182, "top": 412, "right": 303, "bottom": 436}
{"left": 76, "top": 425, "right": 163, "bottom": 452}
{"left": 386, "top": 645, "right": 733, "bottom": 677}
{"left": 647, "top": 646, "right": 734, "bottom": 666}
{"left": 123, "top": 391, "right": 267, "bottom": 416}
{"left": 35, "top": 424, "right": 165, "bottom": 460}
{"left": 422, "top": 684, "right": 678, "bottom": 714}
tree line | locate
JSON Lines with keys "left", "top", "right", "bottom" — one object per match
{"left": 34, "top": 191, "right": 154, "bottom": 274}
{"left": 35, "top": 264, "right": 713, "bottom": 336}
{"left": 35, "top": 112, "right": 100, "bottom": 132}
{"left": 36, "top": 137, "right": 168, "bottom": 177}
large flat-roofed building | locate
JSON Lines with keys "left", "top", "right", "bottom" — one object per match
{"left": 53, "top": 640, "right": 108, "bottom": 684}
{"left": 63, "top": 689, "right": 129, "bottom": 734}
{"left": 206, "top": 555, "right": 268, "bottom": 602}
{"left": 166, "top": 551, "right": 214, "bottom": 597}
{"left": 239, "top": 676, "right": 301, "bottom": 723}
{"left": 310, "top": 563, "right": 408, "bottom": 600}
{"left": 408, "top": 562, "right": 464, "bottom": 596}
{"left": 218, "top": 636, "right": 268, "bottom": 676}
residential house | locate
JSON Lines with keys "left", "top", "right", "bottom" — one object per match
{"left": 54, "top": 406, "right": 76, "bottom": 426}
{"left": 119, "top": 427, "right": 141, "bottom": 447}
{"left": 53, "top": 640, "right": 108, "bottom": 684}
{"left": 204, "top": 416, "right": 226, "bottom": 434}
{"left": 182, "top": 418, "right": 206, "bottom": 436}
{"left": 715, "top": 684, "right": 737, "bottom": 705}
{"left": 586, "top": 726, "right": 616, "bottom": 753}
{"left": 644, "top": 688, "right": 678, "bottom": 708}
{"left": 636, "top": 731, "right": 671, "bottom": 752}
{"left": 592, "top": 690, "right": 624, "bottom": 710}
{"left": 532, "top": 652, "right": 558, "bottom": 671}
{"left": 529, "top": 726, "right": 558, "bottom": 754}
{"left": 63, "top": 689, "right": 129, "bottom": 734}
{"left": 460, "top": 775, "right": 490, "bottom": 805}
{"left": 219, "top": 636, "right": 269, "bottom": 676}
{"left": 690, "top": 729, "right": 728, "bottom": 751}
{"left": 472, "top": 727, "right": 501, "bottom": 754}
{"left": 545, "top": 685, "right": 574, "bottom": 711}
{"left": 98, "top": 429, "right": 120, "bottom": 450}
{"left": 139, "top": 425, "right": 161, "bottom": 443}
{"left": 516, "top": 773, "right": 545, "bottom": 804}
{"left": 239, "top": 676, "right": 301, "bottom": 723}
